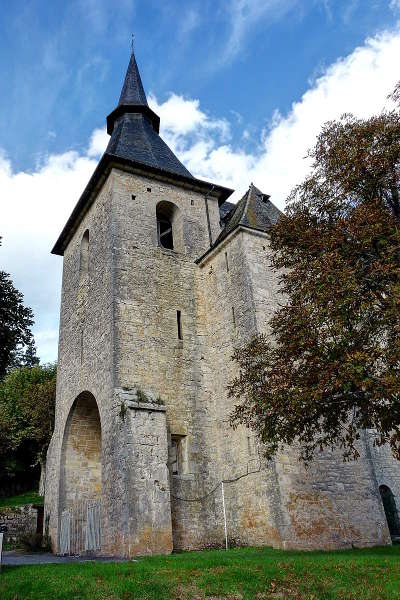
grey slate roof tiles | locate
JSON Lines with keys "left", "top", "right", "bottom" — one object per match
{"left": 215, "top": 184, "right": 282, "bottom": 246}
{"left": 118, "top": 52, "right": 148, "bottom": 107}
{"left": 106, "top": 113, "right": 193, "bottom": 179}
{"left": 219, "top": 201, "right": 235, "bottom": 223}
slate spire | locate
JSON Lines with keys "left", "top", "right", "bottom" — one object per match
{"left": 106, "top": 49, "right": 160, "bottom": 135}
{"left": 117, "top": 50, "right": 148, "bottom": 107}
{"left": 104, "top": 50, "right": 192, "bottom": 179}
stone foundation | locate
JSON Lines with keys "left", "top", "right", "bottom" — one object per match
{"left": 0, "top": 505, "right": 40, "bottom": 545}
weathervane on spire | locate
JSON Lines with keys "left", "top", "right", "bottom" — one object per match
{"left": 131, "top": 33, "right": 135, "bottom": 56}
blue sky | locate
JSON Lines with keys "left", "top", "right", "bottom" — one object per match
{"left": 0, "top": 0, "right": 397, "bottom": 172}
{"left": 1, "top": 0, "right": 400, "bottom": 362}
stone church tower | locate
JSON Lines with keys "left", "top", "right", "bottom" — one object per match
{"left": 45, "top": 52, "right": 400, "bottom": 557}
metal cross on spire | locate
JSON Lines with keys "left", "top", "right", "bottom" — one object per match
{"left": 131, "top": 33, "right": 135, "bottom": 56}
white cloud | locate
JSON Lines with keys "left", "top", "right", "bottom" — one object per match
{"left": 157, "top": 27, "right": 400, "bottom": 206}
{"left": 1, "top": 27, "right": 399, "bottom": 362}
{"left": 0, "top": 149, "right": 98, "bottom": 363}
{"left": 391, "top": 0, "right": 400, "bottom": 11}
{"left": 220, "top": 0, "right": 303, "bottom": 65}
{"left": 87, "top": 128, "right": 109, "bottom": 158}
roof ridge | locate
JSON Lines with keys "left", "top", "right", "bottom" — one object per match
{"left": 241, "top": 184, "right": 253, "bottom": 225}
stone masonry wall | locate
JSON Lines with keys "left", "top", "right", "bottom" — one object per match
{"left": 195, "top": 229, "right": 284, "bottom": 549}
{"left": 365, "top": 429, "right": 400, "bottom": 524}
{"left": 196, "top": 227, "right": 393, "bottom": 550}
{"left": 45, "top": 171, "right": 130, "bottom": 556}
{"left": 46, "top": 169, "right": 178, "bottom": 557}
{"left": 240, "top": 230, "right": 391, "bottom": 549}
{"left": 109, "top": 169, "right": 226, "bottom": 550}
{"left": 0, "top": 505, "right": 38, "bottom": 544}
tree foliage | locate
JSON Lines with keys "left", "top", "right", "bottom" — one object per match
{"left": 0, "top": 237, "right": 38, "bottom": 379}
{"left": 0, "top": 363, "right": 56, "bottom": 489}
{"left": 229, "top": 90, "right": 400, "bottom": 463}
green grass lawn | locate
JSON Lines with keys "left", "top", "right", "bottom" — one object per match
{"left": 1, "top": 545, "right": 400, "bottom": 599}
{"left": 0, "top": 491, "right": 43, "bottom": 509}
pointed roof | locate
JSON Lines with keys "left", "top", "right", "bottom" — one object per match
{"left": 218, "top": 183, "right": 281, "bottom": 242}
{"left": 105, "top": 113, "right": 193, "bottom": 178}
{"left": 118, "top": 51, "right": 148, "bottom": 106}
{"left": 196, "top": 184, "right": 282, "bottom": 262}
{"left": 105, "top": 49, "right": 190, "bottom": 176}
{"left": 106, "top": 49, "right": 160, "bottom": 135}
{"left": 52, "top": 51, "right": 233, "bottom": 255}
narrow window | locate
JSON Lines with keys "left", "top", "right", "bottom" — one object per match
{"left": 170, "top": 435, "right": 187, "bottom": 475}
{"left": 80, "top": 230, "right": 89, "bottom": 279}
{"left": 156, "top": 201, "right": 182, "bottom": 252}
{"left": 177, "top": 310, "right": 183, "bottom": 340}
{"left": 247, "top": 436, "right": 252, "bottom": 455}
{"left": 158, "top": 216, "right": 174, "bottom": 249}
{"left": 232, "top": 306, "right": 236, "bottom": 329}
{"left": 80, "top": 330, "right": 84, "bottom": 364}
{"left": 225, "top": 251, "right": 229, "bottom": 273}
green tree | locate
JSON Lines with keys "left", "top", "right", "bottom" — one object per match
{"left": 229, "top": 87, "right": 400, "bottom": 463}
{"left": 22, "top": 338, "right": 40, "bottom": 368}
{"left": 0, "top": 363, "right": 56, "bottom": 492}
{"left": 0, "top": 237, "right": 36, "bottom": 379}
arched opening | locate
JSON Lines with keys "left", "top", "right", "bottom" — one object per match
{"left": 156, "top": 201, "right": 182, "bottom": 251}
{"left": 59, "top": 392, "right": 102, "bottom": 554}
{"left": 379, "top": 485, "right": 400, "bottom": 538}
{"left": 80, "top": 230, "right": 89, "bottom": 279}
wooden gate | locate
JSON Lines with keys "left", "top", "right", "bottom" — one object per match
{"left": 59, "top": 500, "right": 101, "bottom": 555}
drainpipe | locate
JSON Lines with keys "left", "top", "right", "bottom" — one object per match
{"left": 204, "top": 185, "right": 215, "bottom": 246}
{"left": 221, "top": 481, "right": 228, "bottom": 550}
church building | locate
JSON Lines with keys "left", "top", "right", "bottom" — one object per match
{"left": 44, "top": 52, "right": 400, "bottom": 557}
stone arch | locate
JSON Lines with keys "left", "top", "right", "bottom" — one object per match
{"left": 379, "top": 484, "right": 400, "bottom": 538}
{"left": 59, "top": 391, "right": 102, "bottom": 512}
{"left": 156, "top": 200, "right": 184, "bottom": 252}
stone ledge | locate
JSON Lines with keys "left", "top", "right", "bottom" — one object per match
{"left": 115, "top": 388, "right": 167, "bottom": 412}
{"left": 126, "top": 400, "right": 167, "bottom": 413}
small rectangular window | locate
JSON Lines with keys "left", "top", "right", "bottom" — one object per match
{"left": 177, "top": 310, "right": 183, "bottom": 340}
{"left": 170, "top": 435, "right": 187, "bottom": 474}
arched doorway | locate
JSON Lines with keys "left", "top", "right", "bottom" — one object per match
{"left": 379, "top": 485, "right": 400, "bottom": 539}
{"left": 59, "top": 392, "right": 102, "bottom": 554}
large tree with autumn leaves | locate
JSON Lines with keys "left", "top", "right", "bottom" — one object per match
{"left": 229, "top": 84, "right": 400, "bottom": 463}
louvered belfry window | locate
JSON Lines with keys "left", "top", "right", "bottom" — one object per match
{"left": 157, "top": 216, "right": 174, "bottom": 249}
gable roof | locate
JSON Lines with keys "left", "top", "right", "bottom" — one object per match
{"left": 216, "top": 183, "right": 281, "bottom": 244}
{"left": 197, "top": 184, "right": 282, "bottom": 263}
